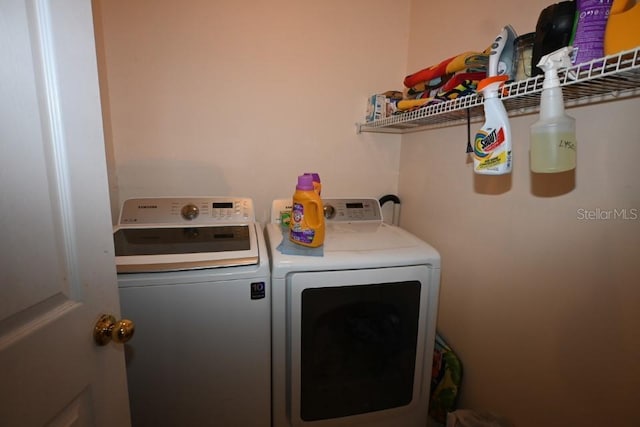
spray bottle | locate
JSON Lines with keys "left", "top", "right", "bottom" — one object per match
{"left": 530, "top": 47, "right": 577, "bottom": 173}
{"left": 473, "top": 75, "right": 512, "bottom": 175}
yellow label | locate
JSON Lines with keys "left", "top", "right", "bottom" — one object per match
{"left": 476, "top": 151, "right": 507, "bottom": 170}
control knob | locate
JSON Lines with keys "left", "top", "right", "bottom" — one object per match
{"left": 324, "top": 204, "right": 336, "bottom": 219}
{"left": 181, "top": 204, "right": 199, "bottom": 220}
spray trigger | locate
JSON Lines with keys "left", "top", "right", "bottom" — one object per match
{"left": 537, "top": 46, "right": 574, "bottom": 72}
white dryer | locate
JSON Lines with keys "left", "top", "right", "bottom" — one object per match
{"left": 266, "top": 198, "right": 441, "bottom": 427}
{"left": 114, "top": 197, "right": 270, "bottom": 427}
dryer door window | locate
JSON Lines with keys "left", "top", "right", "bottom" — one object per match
{"left": 288, "top": 266, "right": 433, "bottom": 423}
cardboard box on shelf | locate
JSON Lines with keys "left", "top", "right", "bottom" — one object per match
{"left": 366, "top": 94, "right": 386, "bottom": 122}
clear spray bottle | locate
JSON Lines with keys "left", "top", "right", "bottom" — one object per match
{"left": 530, "top": 47, "right": 577, "bottom": 173}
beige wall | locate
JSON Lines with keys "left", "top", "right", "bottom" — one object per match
{"left": 401, "top": 1, "right": 640, "bottom": 426}
{"left": 95, "top": 0, "right": 410, "bottom": 224}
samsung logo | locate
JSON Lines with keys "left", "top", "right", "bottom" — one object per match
{"left": 138, "top": 205, "right": 158, "bottom": 209}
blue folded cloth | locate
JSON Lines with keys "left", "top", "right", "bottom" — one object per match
{"left": 277, "top": 226, "right": 324, "bottom": 256}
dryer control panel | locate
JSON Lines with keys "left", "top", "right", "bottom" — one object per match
{"left": 118, "top": 197, "right": 255, "bottom": 226}
{"left": 322, "top": 198, "right": 381, "bottom": 222}
{"left": 271, "top": 198, "right": 381, "bottom": 224}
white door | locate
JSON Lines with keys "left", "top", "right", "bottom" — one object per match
{"left": 0, "top": 0, "right": 130, "bottom": 426}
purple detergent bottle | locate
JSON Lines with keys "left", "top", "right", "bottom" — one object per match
{"left": 571, "top": 0, "right": 614, "bottom": 65}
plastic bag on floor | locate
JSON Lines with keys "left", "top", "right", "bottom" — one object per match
{"left": 446, "top": 410, "right": 514, "bottom": 427}
{"left": 429, "top": 334, "right": 463, "bottom": 423}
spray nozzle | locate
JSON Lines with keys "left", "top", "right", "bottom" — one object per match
{"left": 477, "top": 75, "right": 508, "bottom": 98}
{"left": 537, "top": 46, "right": 574, "bottom": 73}
{"left": 537, "top": 46, "right": 574, "bottom": 89}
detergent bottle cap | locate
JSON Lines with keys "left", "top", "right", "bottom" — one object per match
{"left": 304, "top": 173, "right": 321, "bottom": 183}
{"left": 477, "top": 75, "right": 508, "bottom": 99}
{"left": 303, "top": 172, "right": 321, "bottom": 195}
{"left": 538, "top": 46, "right": 573, "bottom": 89}
{"left": 296, "top": 174, "right": 314, "bottom": 191}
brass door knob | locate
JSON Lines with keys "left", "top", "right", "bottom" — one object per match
{"left": 93, "top": 314, "right": 135, "bottom": 346}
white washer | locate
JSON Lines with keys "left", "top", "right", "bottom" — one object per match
{"left": 114, "top": 197, "right": 270, "bottom": 427}
{"left": 266, "top": 198, "right": 441, "bottom": 427}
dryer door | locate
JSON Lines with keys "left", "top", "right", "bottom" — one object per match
{"left": 287, "top": 265, "right": 435, "bottom": 426}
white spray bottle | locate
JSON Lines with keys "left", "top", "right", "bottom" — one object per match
{"left": 473, "top": 75, "right": 512, "bottom": 175}
{"left": 530, "top": 47, "right": 577, "bottom": 173}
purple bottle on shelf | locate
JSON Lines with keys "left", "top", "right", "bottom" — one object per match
{"left": 571, "top": 0, "right": 614, "bottom": 65}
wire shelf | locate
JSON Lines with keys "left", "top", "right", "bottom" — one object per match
{"left": 357, "top": 46, "right": 640, "bottom": 134}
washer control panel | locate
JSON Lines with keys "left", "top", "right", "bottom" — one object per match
{"left": 118, "top": 197, "right": 254, "bottom": 226}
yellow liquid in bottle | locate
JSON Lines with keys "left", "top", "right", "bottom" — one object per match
{"left": 530, "top": 131, "right": 576, "bottom": 173}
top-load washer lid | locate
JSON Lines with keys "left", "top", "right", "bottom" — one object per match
{"left": 114, "top": 197, "right": 259, "bottom": 273}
